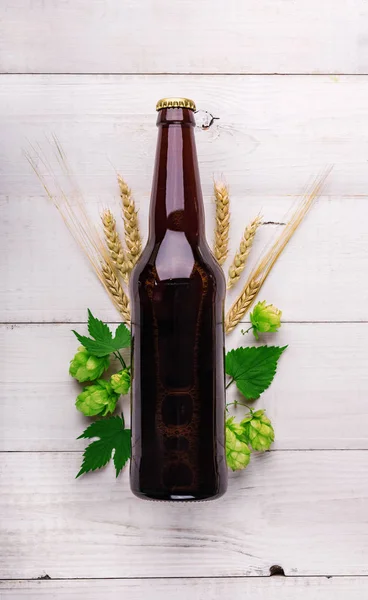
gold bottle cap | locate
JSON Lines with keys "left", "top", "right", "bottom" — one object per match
{"left": 156, "top": 97, "right": 196, "bottom": 111}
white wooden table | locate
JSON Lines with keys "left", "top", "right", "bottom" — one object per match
{"left": 1, "top": 1, "right": 368, "bottom": 598}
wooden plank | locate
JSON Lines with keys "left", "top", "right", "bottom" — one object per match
{"left": 2, "top": 75, "right": 368, "bottom": 197}
{"left": 2, "top": 192, "right": 368, "bottom": 323}
{"left": 1, "top": 0, "right": 367, "bottom": 74}
{"left": 2, "top": 577, "right": 368, "bottom": 600}
{"left": 1, "top": 322, "right": 367, "bottom": 451}
{"left": 1, "top": 75, "right": 368, "bottom": 322}
{"left": 1, "top": 451, "right": 368, "bottom": 578}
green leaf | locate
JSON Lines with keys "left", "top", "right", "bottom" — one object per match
{"left": 225, "top": 416, "right": 251, "bottom": 471}
{"left": 72, "top": 332, "right": 115, "bottom": 358}
{"left": 76, "top": 415, "right": 131, "bottom": 478}
{"left": 87, "top": 309, "right": 112, "bottom": 343}
{"left": 77, "top": 416, "right": 123, "bottom": 440}
{"left": 112, "top": 322, "right": 131, "bottom": 350}
{"left": 226, "top": 345, "right": 287, "bottom": 400}
{"left": 76, "top": 439, "right": 114, "bottom": 477}
{"left": 72, "top": 310, "right": 131, "bottom": 358}
{"left": 113, "top": 432, "right": 131, "bottom": 477}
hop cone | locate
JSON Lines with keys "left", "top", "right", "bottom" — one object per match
{"left": 76, "top": 379, "right": 119, "bottom": 417}
{"left": 69, "top": 346, "right": 110, "bottom": 383}
{"left": 110, "top": 369, "right": 131, "bottom": 395}
{"left": 241, "top": 409, "right": 275, "bottom": 451}
{"left": 250, "top": 301, "right": 281, "bottom": 339}
{"left": 225, "top": 416, "right": 251, "bottom": 471}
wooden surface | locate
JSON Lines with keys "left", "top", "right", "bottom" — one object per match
{"left": 1, "top": 323, "right": 368, "bottom": 451}
{"left": 2, "top": 75, "right": 368, "bottom": 322}
{"left": 2, "top": 451, "right": 368, "bottom": 578}
{"left": 1, "top": 1, "right": 368, "bottom": 598}
{"left": 1, "top": 0, "right": 368, "bottom": 74}
{"left": 2, "top": 578, "right": 368, "bottom": 600}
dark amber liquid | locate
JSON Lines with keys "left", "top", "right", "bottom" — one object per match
{"left": 130, "top": 107, "right": 227, "bottom": 501}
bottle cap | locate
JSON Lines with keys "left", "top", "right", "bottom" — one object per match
{"left": 156, "top": 97, "right": 196, "bottom": 111}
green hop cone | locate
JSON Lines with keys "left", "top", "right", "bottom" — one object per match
{"left": 241, "top": 409, "right": 275, "bottom": 452}
{"left": 110, "top": 369, "right": 131, "bottom": 395}
{"left": 225, "top": 416, "right": 251, "bottom": 471}
{"left": 250, "top": 301, "right": 282, "bottom": 339}
{"left": 69, "top": 346, "right": 110, "bottom": 383}
{"left": 76, "top": 379, "right": 119, "bottom": 417}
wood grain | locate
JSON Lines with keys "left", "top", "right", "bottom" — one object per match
{"left": 3, "top": 192, "right": 368, "bottom": 323}
{"left": 1, "top": 10, "right": 367, "bottom": 587}
{"left": 1, "top": 451, "right": 368, "bottom": 578}
{"left": 1, "top": 0, "right": 368, "bottom": 74}
{"left": 2, "top": 577, "right": 368, "bottom": 599}
{"left": 1, "top": 76, "right": 368, "bottom": 322}
{"left": 1, "top": 323, "right": 367, "bottom": 451}
{"left": 2, "top": 75, "right": 368, "bottom": 197}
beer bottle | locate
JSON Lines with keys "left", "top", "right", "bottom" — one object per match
{"left": 130, "top": 97, "right": 227, "bottom": 501}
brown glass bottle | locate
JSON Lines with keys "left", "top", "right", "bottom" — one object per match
{"left": 130, "top": 97, "right": 227, "bottom": 501}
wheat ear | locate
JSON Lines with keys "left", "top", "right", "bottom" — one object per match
{"left": 101, "top": 261, "right": 131, "bottom": 324}
{"left": 225, "top": 278, "right": 262, "bottom": 333}
{"left": 118, "top": 175, "right": 142, "bottom": 272}
{"left": 213, "top": 181, "right": 230, "bottom": 265}
{"left": 225, "top": 169, "right": 332, "bottom": 334}
{"left": 227, "top": 215, "right": 262, "bottom": 289}
{"left": 101, "top": 209, "right": 129, "bottom": 283}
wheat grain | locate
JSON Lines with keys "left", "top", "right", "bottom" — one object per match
{"left": 213, "top": 181, "right": 230, "bottom": 265}
{"left": 118, "top": 175, "right": 142, "bottom": 272}
{"left": 101, "top": 261, "right": 131, "bottom": 324}
{"left": 101, "top": 209, "right": 129, "bottom": 283}
{"left": 225, "top": 277, "right": 261, "bottom": 333}
{"left": 227, "top": 215, "right": 262, "bottom": 289}
{"left": 225, "top": 168, "right": 332, "bottom": 334}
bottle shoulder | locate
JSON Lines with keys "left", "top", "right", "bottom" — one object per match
{"left": 130, "top": 238, "right": 225, "bottom": 295}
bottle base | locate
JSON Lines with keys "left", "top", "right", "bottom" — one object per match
{"left": 130, "top": 487, "right": 227, "bottom": 503}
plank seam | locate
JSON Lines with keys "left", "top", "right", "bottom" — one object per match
{"left": 1, "top": 321, "right": 367, "bottom": 326}
{"left": 2, "top": 575, "right": 368, "bottom": 581}
{"left": 2, "top": 72, "right": 368, "bottom": 76}
{"left": 2, "top": 449, "right": 367, "bottom": 453}
{"left": 0, "top": 574, "right": 368, "bottom": 583}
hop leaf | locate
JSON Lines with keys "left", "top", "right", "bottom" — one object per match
{"left": 87, "top": 309, "right": 113, "bottom": 343}
{"left": 242, "top": 409, "right": 275, "bottom": 451}
{"left": 110, "top": 369, "right": 131, "bottom": 395}
{"left": 72, "top": 309, "right": 131, "bottom": 357}
{"left": 69, "top": 346, "right": 110, "bottom": 383}
{"left": 250, "top": 301, "right": 282, "bottom": 340}
{"left": 225, "top": 416, "right": 251, "bottom": 471}
{"left": 77, "top": 414, "right": 131, "bottom": 478}
{"left": 76, "top": 379, "right": 119, "bottom": 417}
{"left": 226, "top": 345, "right": 287, "bottom": 400}
{"left": 112, "top": 323, "right": 131, "bottom": 351}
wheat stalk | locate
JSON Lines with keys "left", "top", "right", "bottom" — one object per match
{"left": 213, "top": 181, "right": 230, "bottom": 265}
{"left": 227, "top": 215, "right": 262, "bottom": 289}
{"left": 225, "top": 168, "right": 332, "bottom": 334}
{"left": 26, "top": 141, "right": 131, "bottom": 323}
{"left": 101, "top": 261, "right": 130, "bottom": 324}
{"left": 27, "top": 139, "right": 331, "bottom": 336}
{"left": 101, "top": 209, "right": 129, "bottom": 283}
{"left": 118, "top": 174, "right": 142, "bottom": 272}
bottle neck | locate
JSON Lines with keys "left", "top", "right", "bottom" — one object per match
{"left": 149, "top": 107, "right": 205, "bottom": 244}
